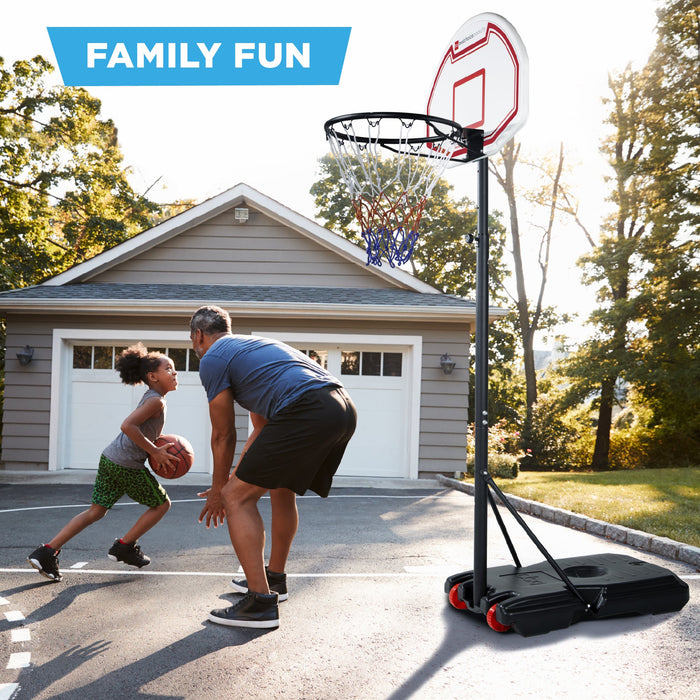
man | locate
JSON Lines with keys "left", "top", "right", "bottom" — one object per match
{"left": 190, "top": 305, "right": 357, "bottom": 629}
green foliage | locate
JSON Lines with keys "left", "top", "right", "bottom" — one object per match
{"left": 618, "top": 2, "right": 700, "bottom": 460}
{"left": 466, "top": 452, "right": 519, "bottom": 479}
{"left": 561, "top": 2, "right": 700, "bottom": 469}
{"left": 624, "top": 1, "right": 700, "bottom": 451}
{"left": 0, "top": 55, "right": 162, "bottom": 455}
{"left": 524, "top": 382, "right": 700, "bottom": 472}
{"left": 0, "top": 55, "right": 159, "bottom": 290}
{"left": 520, "top": 392, "right": 581, "bottom": 471}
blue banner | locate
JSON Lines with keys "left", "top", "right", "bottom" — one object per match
{"left": 47, "top": 27, "right": 351, "bottom": 86}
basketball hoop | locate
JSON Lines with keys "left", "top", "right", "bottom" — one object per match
{"left": 324, "top": 112, "right": 481, "bottom": 268}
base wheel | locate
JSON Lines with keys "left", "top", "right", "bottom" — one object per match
{"left": 486, "top": 604, "right": 511, "bottom": 632}
{"left": 448, "top": 583, "right": 468, "bottom": 610}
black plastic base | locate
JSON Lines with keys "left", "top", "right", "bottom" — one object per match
{"left": 445, "top": 553, "right": 689, "bottom": 637}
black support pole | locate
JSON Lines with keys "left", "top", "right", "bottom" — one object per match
{"left": 472, "top": 155, "right": 490, "bottom": 610}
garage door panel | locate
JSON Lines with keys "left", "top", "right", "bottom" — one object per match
{"left": 68, "top": 382, "right": 136, "bottom": 469}
{"left": 160, "top": 385, "right": 211, "bottom": 473}
{"left": 335, "top": 385, "right": 408, "bottom": 478}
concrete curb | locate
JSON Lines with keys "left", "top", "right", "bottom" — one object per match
{"left": 437, "top": 475, "right": 700, "bottom": 570}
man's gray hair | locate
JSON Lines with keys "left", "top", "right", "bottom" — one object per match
{"left": 190, "top": 306, "right": 232, "bottom": 335}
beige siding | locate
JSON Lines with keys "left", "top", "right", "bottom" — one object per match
{"left": 3, "top": 320, "right": 54, "bottom": 469}
{"left": 90, "top": 209, "right": 395, "bottom": 289}
{"left": 418, "top": 329, "right": 471, "bottom": 478}
{"left": 1, "top": 313, "right": 471, "bottom": 477}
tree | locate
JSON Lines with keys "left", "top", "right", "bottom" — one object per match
{"left": 559, "top": 66, "right": 650, "bottom": 470}
{"left": 561, "top": 1, "right": 700, "bottom": 469}
{"left": 0, "top": 55, "right": 158, "bottom": 290}
{"left": 489, "top": 140, "right": 571, "bottom": 459}
{"left": 627, "top": 0, "right": 700, "bottom": 456}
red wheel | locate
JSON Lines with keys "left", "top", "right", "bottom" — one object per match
{"left": 448, "top": 583, "right": 468, "bottom": 610}
{"left": 486, "top": 604, "right": 511, "bottom": 632}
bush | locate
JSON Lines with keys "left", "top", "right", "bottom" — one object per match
{"left": 608, "top": 428, "right": 653, "bottom": 469}
{"left": 466, "top": 452, "right": 519, "bottom": 479}
{"left": 521, "top": 396, "right": 581, "bottom": 471}
{"left": 465, "top": 421, "right": 522, "bottom": 479}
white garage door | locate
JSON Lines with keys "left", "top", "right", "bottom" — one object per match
{"left": 60, "top": 336, "right": 419, "bottom": 480}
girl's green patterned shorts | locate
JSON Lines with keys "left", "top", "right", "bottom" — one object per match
{"left": 92, "top": 454, "right": 169, "bottom": 509}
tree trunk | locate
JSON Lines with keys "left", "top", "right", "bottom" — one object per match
{"left": 498, "top": 142, "right": 539, "bottom": 413}
{"left": 591, "top": 377, "right": 615, "bottom": 470}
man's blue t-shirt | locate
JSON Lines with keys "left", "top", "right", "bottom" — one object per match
{"left": 198, "top": 335, "right": 342, "bottom": 419}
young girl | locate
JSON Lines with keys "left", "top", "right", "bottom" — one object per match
{"left": 28, "top": 344, "right": 179, "bottom": 582}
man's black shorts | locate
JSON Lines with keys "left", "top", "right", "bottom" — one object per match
{"left": 236, "top": 386, "right": 357, "bottom": 497}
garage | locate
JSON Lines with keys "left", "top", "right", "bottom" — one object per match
{"left": 1, "top": 184, "right": 474, "bottom": 481}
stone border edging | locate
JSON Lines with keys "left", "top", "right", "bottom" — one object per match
{"left": 436, "top": 475, "right": 700, "bottom": 570}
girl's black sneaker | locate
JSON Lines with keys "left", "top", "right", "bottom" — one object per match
{"left": 28, "top": 544, "right": 63, "bottom": 582}
{"left": 108, "top": 539, "right": 151, "bottom": 568}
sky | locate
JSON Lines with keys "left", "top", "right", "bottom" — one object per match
{"left": 1, "top": 0, "right": 660, "bottom": 346}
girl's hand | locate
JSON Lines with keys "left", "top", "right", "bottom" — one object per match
{"left": 150, "top": 443, "right": 178, "bottom": 476}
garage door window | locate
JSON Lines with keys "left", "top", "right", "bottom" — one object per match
{"left": 72, "top": 345, "right": 200, "bottom": 372}
{"left": 341, "top": 351, "right": 402, "bottom": 377}
{"left": 299, "top": 349, "right": 328, "bottom": 369}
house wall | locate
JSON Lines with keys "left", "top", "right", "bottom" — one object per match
{"left": 2, "top": 313, "right": 471, "bottom": 479}
{"left": 89, "top": 209, "right": 395, "bottom": 289}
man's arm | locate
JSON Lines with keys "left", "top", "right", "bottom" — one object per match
{"left": 198, "top": 387, "right": 237, "bottom": 528}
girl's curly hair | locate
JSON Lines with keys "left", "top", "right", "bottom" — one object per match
{"left": 115, "top": 343, "right": 165, "bottom": 385}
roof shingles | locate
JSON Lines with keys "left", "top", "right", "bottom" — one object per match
{"left": 0, "top": 283, "right": 477, "bottom": 309}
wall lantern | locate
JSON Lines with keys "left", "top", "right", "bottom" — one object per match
{"left": 439, "top": 353, "right": 456, "bottom": 375}
{"left": 17, "top": 345, "right": 34, "bottom": 366}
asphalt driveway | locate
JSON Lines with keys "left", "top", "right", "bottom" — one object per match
{"left": 0, "top": 476, "right": 697, "bottom": 699}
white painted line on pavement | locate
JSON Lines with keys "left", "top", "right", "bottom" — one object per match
{"left": 404, "top": 565, "right": 454, "bottom": 574}
{"left": 6, "top": 653, "right": 30, "bottom": 670}
{"left": 0, "top": 684, "right": 20, "bottom": 700}
{"left": 11, "top": 629, "right": 30, "bottom": 643}
{"left": 2, "top": 567, "right": 697, "bottom": 581}
{"left": 3, "top": 611, "right": 24, "bottom": 622}
{"left": 70, "top": 562, "right": 88, "bottom": 569}
{"left": 0, "top": 492, "right": 455, "bottom": 514}
{"left": 0, "top": 597, "right": 8, "bottom": 606}
{"left": 1, "top": 567, "right": 446, "bottom": 578}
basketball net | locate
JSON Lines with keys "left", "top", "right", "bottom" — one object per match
{"left": 325, "top": 113, "right": 463, "bottom": 268}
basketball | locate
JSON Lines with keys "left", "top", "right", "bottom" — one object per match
{"left": 148, "top": 434, "right": 194, "bottom": 479}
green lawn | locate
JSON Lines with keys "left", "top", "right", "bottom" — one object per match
{"left": 470, "top": 468, "right": 700, "bottom": 547}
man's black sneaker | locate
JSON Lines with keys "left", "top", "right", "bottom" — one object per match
{"left": 27, "top": 544, "right": 63, "bottom": 582}
{"left": 209, "top": 591, "right": 279, "bottom": 629}
{"left": 108, "top": 539, "right": 150, "bottom": 568}
{"left": 230, "top": 567, "right": 288, "bottom": 601}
